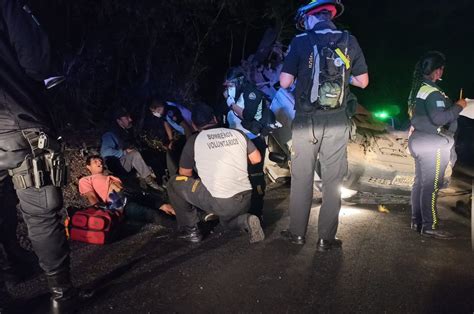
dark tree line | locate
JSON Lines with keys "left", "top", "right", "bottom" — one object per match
{"left": 30, "top": 0, "right": 299, "bottom": 130}
{"left": 28, "top": 0, "right": 474, "bottom": 130}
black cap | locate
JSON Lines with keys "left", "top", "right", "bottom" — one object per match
{"left": 111, "top": 107, "right": 130, "bottom": 120}
{"left": 192, "top": 104, "right": 214, "bottom": 128}
{"left": 225, "top": 67, "right": 245, "bottom": 82}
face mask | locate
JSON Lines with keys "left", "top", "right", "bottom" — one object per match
{"left": 152, "top": 112, "right": 162, "bottom": 118}
{"left": 304, "top": 15, "right": 320, "bottom": 30}
{"left": 227, "top": 86, "right": 236, "bottom": 99}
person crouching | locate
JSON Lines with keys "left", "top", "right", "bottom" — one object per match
{"left": 167, "top": 104, "right": 265, "bottom": 243}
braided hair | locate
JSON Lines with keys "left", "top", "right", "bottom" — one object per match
{"left": 408, "top": 51, "right": 446, "bottom": 118}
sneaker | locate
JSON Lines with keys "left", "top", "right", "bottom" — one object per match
{"left": 246, "top": 215, "right": 265, "bottom": 243}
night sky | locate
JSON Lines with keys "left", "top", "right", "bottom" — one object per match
{"left": 339, "top": 0, "right": 474, "bottom": 117}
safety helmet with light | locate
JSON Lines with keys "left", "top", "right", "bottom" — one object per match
{"left": 295, "top": 0, "right": 344, "bottom": 30}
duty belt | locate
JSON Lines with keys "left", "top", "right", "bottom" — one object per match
{"left": 8, "top": 130, "right": 68, "bottom": 190}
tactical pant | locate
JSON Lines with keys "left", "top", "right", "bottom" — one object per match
{"left": 288, "top": 111, "right": 349, "bottom": 239}
{"left": 124, "top": 201, "right": 160, "bottom": 223}
{"left": 167, "top": 175, "right": 251, "bottom": 230}
{"left": 0, "top": 176, "right": 18, "bottom": 254}
{"left": 408, "top": 131, "right": 452, "bottom": 230}
{"left": 0, "top": 131, "right": 69, "bottom": 276}
{"left": 248, "top": 137, "right": 266, "bottom": 218}
{"left": 120, "top": 150, "right": 152, "bottom": 179}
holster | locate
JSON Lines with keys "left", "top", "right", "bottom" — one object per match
{"left": 7, "top": 130, "right": 68, "bottom": 190}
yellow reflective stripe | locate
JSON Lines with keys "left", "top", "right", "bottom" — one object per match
{"left": 417, "top": 84, "right": 438, "bottom": 100}
{"left": 175, "top": 176, "right": 188, "bottom": 181}
{"left": 431, "top": 149, "right": 441, "bottom": 229}
{"left": 191, "top": 180, "right": 200, "bottom": 193}
{"left": 335, "top": 48, "right": 350, "bottom": 69}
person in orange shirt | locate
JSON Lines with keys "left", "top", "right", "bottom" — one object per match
{"left": 79, "top": 155, "right": 175, "bottom": 224}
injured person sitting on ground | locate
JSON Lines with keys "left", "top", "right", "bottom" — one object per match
{"left": 100, "top": 107, "right": 163, "bottom": 191}
{"left": 167, "top": 103, "right": 265, "bottom": 243}
{"left": 78, "top": 155, "right": 175, "bottom": 225}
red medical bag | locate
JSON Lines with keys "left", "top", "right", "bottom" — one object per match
{"left": 69, "top": 207, "right": 123, "bottom": 245}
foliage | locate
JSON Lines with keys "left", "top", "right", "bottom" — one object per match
{"left": 32, "top": 0, "right": 298, "bottom": 130}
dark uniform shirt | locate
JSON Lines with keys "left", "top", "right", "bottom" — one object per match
{"left": 282, "top": 21, "right": 367, "bottom": 113}
{"left": 411, "top": 79, "right": 462, "bottom": 135}
{"left": 241, "top": 82, "right": 266, "bottom": 122}
{"left": 238, "top": 82, "right": 275, "bottom": 135}
{"left": 0, "top": 0, "right": 53, "bottom": 133}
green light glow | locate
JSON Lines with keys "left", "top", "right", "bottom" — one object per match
{"left": 374, "top": 111, "right": 390, "bottom": 119}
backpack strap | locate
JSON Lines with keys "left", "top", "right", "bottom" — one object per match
{"left": 337, "top": 31, "right": 350, "bottom": 105}
{"left": 306, "top": 31, "right": 320, "bottom": 104}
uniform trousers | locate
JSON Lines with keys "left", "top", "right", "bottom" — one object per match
{"left": 167, "top": 175, "right": 251, "bottom": 231}
{"left": 0, "top": 131, "right": 69, "bottom": 276}
{"left": 408, "top": 131, "right": 452, "bottom": 230}
{"left": 288, "top": 110, "right": 349, "bottom": 239}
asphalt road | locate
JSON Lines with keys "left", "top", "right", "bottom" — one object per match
{"left": 7, "top": 182, "right": 474, "bottom": 314}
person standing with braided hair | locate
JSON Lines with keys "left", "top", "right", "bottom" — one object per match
{"left": 407, "top": 51, "right": 467, "bottom": 239}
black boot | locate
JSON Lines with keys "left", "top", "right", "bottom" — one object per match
{"left": 46, "top": 270, "right": 92, "bottom": 314}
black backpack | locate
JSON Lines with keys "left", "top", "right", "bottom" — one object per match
{"left": 299, "top": 30, "right": 350, "bottom": 112}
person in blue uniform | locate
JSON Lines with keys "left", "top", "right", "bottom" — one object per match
{"left": 407, "top": 51, "right": 467, "bottom": 239}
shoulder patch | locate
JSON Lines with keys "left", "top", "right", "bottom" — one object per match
{"left": 436, "top": 100, "right": 445, "bottom": 108}
{"left": 248, "top": 92, "right": 257, "bottom": 100}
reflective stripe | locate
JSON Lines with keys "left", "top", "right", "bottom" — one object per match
{"left": 416, "top": 84, "right": 439, "bottom": 100}
{"left": 175, "top": 176, "right": 188, "bottom": 181}
{"left": 255, "top": 100, "right": 263, "bottom": 121}
{"left": 335, "top": 48, "right": 350, "bottom": 69}
{"left": 191, "top": 180, "right": 200, "bottom": 193}
{"left": 297, "top": 29, "right": 343, "bottom": 37}
{"left": 314, "top": 29, "right": 342, "bottom": 34}
{"left": 310, "top": 46, "right": 320, "bottom": 103}
{"left": 431, "top": 149, "right": 441, "bottom": 229}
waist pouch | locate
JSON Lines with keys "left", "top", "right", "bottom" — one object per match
{"left": 69, "top": 207, "right": 123, "bottom": 245}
